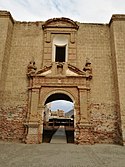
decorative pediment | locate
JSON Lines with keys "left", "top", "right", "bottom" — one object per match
{"left": 36, "top": 65, "right": 52, "bottom": 76}
{"left": 35, "top": 63, "right": 85, "bottom": 77}
{"left": 67, "top": 64, "right": 85, "bottom": 76}
{"left": 42, "top": 17, "right": 79, "bottom": 30}
{"left": 27, "top": 62, "right": 92, "bottom": 78}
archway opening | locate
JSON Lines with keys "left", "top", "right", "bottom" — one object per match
{"left": 43, "top": 93, "right": 74, "bottom": 144}
{"left": 45, "top": 93, "right": 73, "bottom": 104}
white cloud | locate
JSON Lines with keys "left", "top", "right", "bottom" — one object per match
{"left": 0, "top": 0, "right": 125, "bottom": 23}
{"left": 50, "top": 100, "right": 74, "bottom": 113}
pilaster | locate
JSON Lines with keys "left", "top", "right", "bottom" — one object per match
{"left": 25, "top": 88, "right": 42, "bottom": 144}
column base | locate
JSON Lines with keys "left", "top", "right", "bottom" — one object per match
{"left": 122, "top": 140, "right": 125, "bottom": 146}
{"left": 24, "top": 122, "right": 42, "bottom": 144}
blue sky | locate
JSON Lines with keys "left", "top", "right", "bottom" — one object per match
{"left": 0, "top": 0, "right": 125, "bottom": 23}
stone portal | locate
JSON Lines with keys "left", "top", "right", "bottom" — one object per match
{"left": 24, "top": 61, "right": 93, "bottom": 144}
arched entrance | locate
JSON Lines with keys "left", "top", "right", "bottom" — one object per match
{"left": 25, "top": 58, "right": 93, "bottom": 144}
{"left": 43, "top": 92, "right": 75, "bottom": 143}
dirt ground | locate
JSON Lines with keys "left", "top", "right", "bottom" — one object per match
{"left": 0, "top": 141, "right": 125, "bottom": 167}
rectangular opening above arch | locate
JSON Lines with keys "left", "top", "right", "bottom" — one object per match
{"left": 55, "top": 46, "right": 66, "bottom": 62}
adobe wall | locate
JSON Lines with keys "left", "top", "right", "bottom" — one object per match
{"left": 0, "top": 11, "right": 124, "bottom": 144}
{"left": 0, "top": 12, "right": 14, "bottom": 104}
{"left": 110, "top": 15, "right": 125, "bottom": 144}
{"left": 76, "top": 23, "right": 121, "bottom": 144}
{"left": 0, "top": 11, "right": 45, "bottom": 141}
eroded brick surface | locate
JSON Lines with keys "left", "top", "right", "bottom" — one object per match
{"left": 0, "top": 106, "right": 27, "bottom": 142}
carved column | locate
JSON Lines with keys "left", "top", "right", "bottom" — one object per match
{"left": 74, "top": 103, "right": 79, "bottom": 143}
{"left": 78, "top": 86, "right": 88, "bottom": 122}
{"left": 38, "top": 105, "right": 45, "bottom": 143}
{"left": 37, "top": 105, "right": 44, "bottom": 143}
{"left": 25, "top": 88, "right": 41, "bottom": 144}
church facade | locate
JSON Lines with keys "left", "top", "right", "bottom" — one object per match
{"left": 0, "top": 11, "right": 125, "bottom": 145}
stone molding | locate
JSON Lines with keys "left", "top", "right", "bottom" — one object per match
{"left": 0, "top": 10, "right": 14, "bottom": 24}
{"left": 109, "top": 14, "right": 125, "bottom": 25}
{"left": 42, "top": 17, "right": 79, "bottom": 30}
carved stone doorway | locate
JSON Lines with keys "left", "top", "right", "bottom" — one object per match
{"left": 24, "top": 61, "right": 93, "bottom": 144}
{"left": 42, "top": 92, "right": 74, "bottom": 143}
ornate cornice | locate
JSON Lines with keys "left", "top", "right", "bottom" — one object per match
{"left": 42, "top": 17, "right": 79, "bottom": 30}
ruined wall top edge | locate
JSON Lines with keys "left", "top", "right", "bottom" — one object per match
{"left": 1, "top": 10, "right": 125, "bottom": 26}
